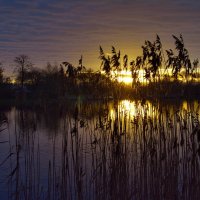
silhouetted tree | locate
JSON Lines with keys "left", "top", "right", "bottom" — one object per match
{"left": 142, "top": 35, "right": 163, "bottom": 80}
{"left": 166, "top": 49, "right": 178, "bottom": 77}
{"left": 99, "top": 46, "right": 111, "bottom": 76}
{"left": 192, "top": 59, "right": 199, "bottom": 76}
{"left": 77, "top": 55, "right": 86, "bottom": 74}
{"left": 62, "top": 62, "right": 77, "bottom": 78}
{"left": 123, "top": 55, "right": 128, "bottom": 71}
{"left": 24, "top": 67, "right": 43, "bottom": 86}
{"left": 130, "top": 56, "right": 142, "bottom": 82}
{"left": 111, "top": 46, "right": 121, "bottom": 72}
{"left": 39, "top": 63, "right": 67, "bottom": 97}
{"left": 103, "top": 57, "right": 111, "bottom": 76}
{"left": 154, "top": 35, "right": 163, "bottom": 76}
{"left": 61, "top": 61, "right": 79, "bottom": 94}
{"left": 14, "top": 55, "right": 32, "bottom": 88}
{"left": 166, "top": 35, "right": 191, "bottom": 79}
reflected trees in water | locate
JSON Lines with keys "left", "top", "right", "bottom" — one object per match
{"left": 0, "top": 100, "right": 200, "bottom": 199}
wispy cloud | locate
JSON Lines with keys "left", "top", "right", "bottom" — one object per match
{"left": 0, "top": 0, "right": 200, "bottom": 73}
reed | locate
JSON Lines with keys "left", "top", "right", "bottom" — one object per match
{"left": 0, "top": 100, "right": 200, "bottom": 199}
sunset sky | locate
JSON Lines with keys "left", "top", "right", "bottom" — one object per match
{"left": 0, "top": 0, "right": 200, "bottom": 74}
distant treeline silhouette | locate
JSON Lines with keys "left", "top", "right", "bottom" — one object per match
{"left": 0, "top": 34, "right": 199, "bottom": 100}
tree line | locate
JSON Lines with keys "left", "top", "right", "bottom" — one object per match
{"left": 0, "top": 54, "right": 112, "bottom": 98}
{"left": 0, "top": 34, "right": 199, "bottom": 99}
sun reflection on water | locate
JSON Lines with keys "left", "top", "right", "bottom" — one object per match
{"left": 118, "top": 100, "right": 137, "bottom": 116}
{"left": 109, "top": 100, "right": 152, "bottom": 121}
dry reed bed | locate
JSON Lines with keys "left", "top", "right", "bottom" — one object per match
{"left": 0, "top": 100, "right": 200, "bottom": 200}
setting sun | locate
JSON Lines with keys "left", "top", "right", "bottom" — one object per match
{"left": 115, "top": 70, "right": 133, "bottom": 84}
{"left": 109, "top": 70, "right": 146, "bottom": 84}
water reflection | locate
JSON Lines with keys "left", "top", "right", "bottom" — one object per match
{"left": 0, "top": 100, "right": 200, "bottom": 200}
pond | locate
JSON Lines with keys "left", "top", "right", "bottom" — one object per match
{"left": 0, "top": 99, "right": 200, "bottom": 200}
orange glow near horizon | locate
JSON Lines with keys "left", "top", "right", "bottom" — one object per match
{"left": 11, "top": 79, "right": 16, "bottom": 84}
{"left": 102, "top": 69, "right": 200, "bottom": 84}
{"left": 109, "top": 70, "right": 146, "bottom": 84}
{"left": 116, "top": 70, "right": 133, "bottom": 84}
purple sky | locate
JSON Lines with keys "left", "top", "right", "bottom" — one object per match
{"left": 0, "top": 0, "right": 200, "bottom": 74}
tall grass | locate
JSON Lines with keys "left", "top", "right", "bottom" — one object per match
{"left": 0, "top": 100, "right": 200, "bottom": 199}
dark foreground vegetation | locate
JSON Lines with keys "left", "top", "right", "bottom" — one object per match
{"left": 0, "top": 99, "right": 200, "bottom": 200}
{"left": 0, "top": 34, "right": 200, "bottom": 102}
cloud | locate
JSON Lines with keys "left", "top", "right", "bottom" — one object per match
{"left": 0, "top": 0, "right": 200, "bottom": 73}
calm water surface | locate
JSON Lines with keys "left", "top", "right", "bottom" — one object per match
{"left": 0, "top": 100, "right": 200, "bottom": 200}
